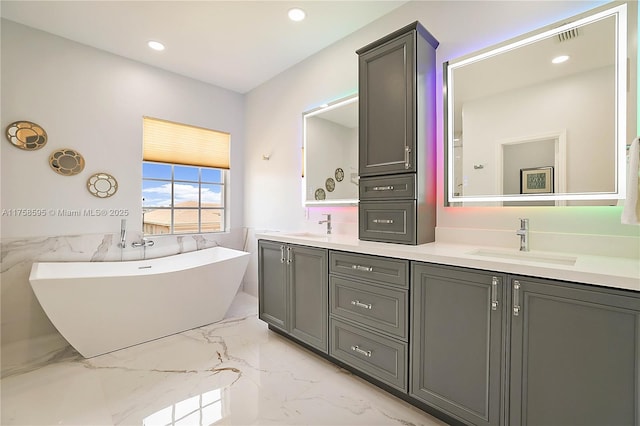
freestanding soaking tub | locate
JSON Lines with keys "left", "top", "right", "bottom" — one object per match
{"left": 29, "top": 246, "right": 250, "bottom": 358}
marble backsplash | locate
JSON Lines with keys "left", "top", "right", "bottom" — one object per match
{"left": 1, "top": 228, "right": 248, "bottom": 377}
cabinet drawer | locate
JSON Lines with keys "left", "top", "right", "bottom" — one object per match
{"left": 359, "top": 200, "right": 416, "bottom": 244}
{"left": 330, "top": 318, "right": 407, "bottom": 391}
{"left": 359, "top": 175, "right": 416, "bottom": 200}
{"left": 330, "top": 276, "right": 408, "bottom": 340}
{"left": 329, "top": 251, "right": 408, "bottom": 288}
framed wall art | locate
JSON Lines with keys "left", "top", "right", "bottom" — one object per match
{"left": 520, "top": 166, "right": 553, "bottom": 194}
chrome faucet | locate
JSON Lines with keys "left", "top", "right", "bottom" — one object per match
{"left": 318, "top": 214, "right": 332, "bottom": 235}
{"left": 516, "top": 218, "right": 529, "bottom": 252}
{"left": 118, "top": 219, "right": 127, "bottom": 248}
{"left": 131, "top": 238, "right": 155, "bottom": 248}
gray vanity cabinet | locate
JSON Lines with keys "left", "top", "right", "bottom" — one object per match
{"left": 508, "top": 276, "right": 640, "bottom": 426}
{"left": 328, "top": 251, "right": 410, "bottom": 391}
{"left": 356, "top": 21, "right": 438, "bottom": 245}
{"left": 258, "top": 240, "right": 328, "bottom": 353}
{"left": 411, "top": 263, "right": 505, "bottom": 426}
{"left": 411, "top": 263, "right": 640, "bottom": 426}
{"left": 259, "top": 240, "right": 640, "bottom": 425}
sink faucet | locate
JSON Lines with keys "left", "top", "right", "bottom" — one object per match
{"left": 319, "top": 214, "right": 332, "bottom": 235}
{"left": 516, "top": 218, "right": 529, "bottom": 252}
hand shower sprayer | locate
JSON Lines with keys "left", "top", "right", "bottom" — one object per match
{"left": 119, "top": 219, "right": 127, "bottom": 248}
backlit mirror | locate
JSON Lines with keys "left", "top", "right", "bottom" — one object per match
{"left": 303, "top": 95, "right": 358, "bottom": 206}
{"left": 445, "top": 3, "right": 632, "bottom": 206}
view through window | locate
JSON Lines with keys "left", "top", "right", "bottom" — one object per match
{"left": 142, "top": 163, "right": 225, "bottom": 234}
{"left": 142, "top": 117, "right": 229, "bottom": 235}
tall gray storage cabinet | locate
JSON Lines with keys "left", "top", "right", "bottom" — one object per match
{"left": 258, "top": 240, "right": 328, "bottom": 353}
{"left": 357, "top": 22, "right": 438, "bottom": 245}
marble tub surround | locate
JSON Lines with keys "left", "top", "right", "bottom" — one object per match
{"left": 0, "top": 293, "right": 446, "bottom": 426}
{"left": 257, "top": 232, "right": 640, "bottom": 292}
{"left": 1, "top": 229, "right": 248, "bottom": 376}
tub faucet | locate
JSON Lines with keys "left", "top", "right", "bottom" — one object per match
{"left": 118, "top": 219, "right": 127, "bottom": 248}
{"left": 319, "top": 214, "right": 332, "bottom": 235}
{"left": 516, "top": 218, "right": 529, "bottom": 252}
{"left": 131, "top": 238, "right": 155, "bottom": 248}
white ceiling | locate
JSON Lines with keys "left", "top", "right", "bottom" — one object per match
{"left": 1, "top": 0, "right": 408, "bottom": 94}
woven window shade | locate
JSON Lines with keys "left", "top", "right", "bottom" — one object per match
{"left": 143, "top": 117, "right": 230, "bottom": 169}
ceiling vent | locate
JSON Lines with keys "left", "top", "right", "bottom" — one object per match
{"left": 557, "top": 27, "right": 579, "bottom": 42}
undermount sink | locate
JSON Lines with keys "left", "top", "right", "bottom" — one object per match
{"left": 468, "top": 248, "right": 577, "bottom": 266}
{"left": 285, "top": 232, "right": 329, "bottom": 239}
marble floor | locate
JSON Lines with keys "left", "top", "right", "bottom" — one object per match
{"left": 1, "top": 292, "right": 447, "bottom": 426}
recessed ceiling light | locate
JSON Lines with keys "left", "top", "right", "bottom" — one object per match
{"left": 148, "top": 41, "right": 165, "bottom": 51}
{"left": 552, "top": 55, "right": 570, "bottom": 64}
{"left": 288, "top": 8, "right": 306, "bottom": 22}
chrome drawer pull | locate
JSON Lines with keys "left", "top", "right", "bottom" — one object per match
{"left": 513, "top": 280, "right": 521, "bottom": 316}
{"left": 280, "top": 245, "right": 285, "bottom": 264}
{"left": 351, "top": 345, "right": 372, "bottom": 357}
{"left": 352, "top": 265, "right": 373, "bottom": 272}
{"left": 372, "top": 185, "right": 394, "bottom": 191}
{"left": 350, "top": 300, "right": 373, "bottom": 310}
{"left": 491, "top": 276, "right": 499, "bottom": 311}
{"left": 372, "top": 219, "right": 394, "bottom": 224}
{"left": 286, "top": 246, "right": 292, "bottom": 265}
{"left": 404, "top": 146, "right": 411, "bottom": 169}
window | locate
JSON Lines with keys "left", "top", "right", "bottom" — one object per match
{"left": 142, "top": 117, "right": 229, "bottom": 235}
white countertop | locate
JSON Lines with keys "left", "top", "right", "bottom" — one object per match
{"left": 257, "top": 232, "right": 640, "bottom": 293}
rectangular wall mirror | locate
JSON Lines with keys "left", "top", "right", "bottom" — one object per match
{"left": 445, "top": 3, "right": 634, "bottom": 206}
{"left": 303, "top": 95, "right": 359, "bottom": 206}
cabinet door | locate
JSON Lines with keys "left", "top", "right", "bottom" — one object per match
{"left": 258, "top": 240, "right": 287, "bottom": 331}
{"left": 411, "top": 263, "right": 505, "bottom": 426}
{"left": 509, "top": 276, "right": 640, "bottom": 426}
{"left": 289, "top": 245, "right": 328, "bottom": 352}
{"left": 359, "top": 32, "right": 415, "bottom": 176}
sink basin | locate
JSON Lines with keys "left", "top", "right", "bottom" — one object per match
{"left": 285, "top": 232, "right": 329, "bottom": 240}
{"left": 469, "top": 248, "right": 577, "bottom": 266}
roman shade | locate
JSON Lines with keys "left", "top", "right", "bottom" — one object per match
{"left": 143, "top": 117, "right": 230, "bottom": 169}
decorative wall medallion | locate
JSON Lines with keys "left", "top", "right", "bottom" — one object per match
{"left": 314, "top": 188, "right": 326, "bottom": 200}
{"left": 335, "top": 167, "right": 344, "bottom": 182}
{"left": 5, "top": 121, "right": 48, "bottom": 150}
{"left": 325, "top": 177, "right": 336, "bottom": 192}
{"left": 87, "top": 173, "right": 118, "bottom": 198}
{"left": 49, "top": 149, "right": 85, "bottom": 176}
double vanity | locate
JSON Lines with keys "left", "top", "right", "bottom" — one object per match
{"left": 267, "top": 2, "right": 639, "bottom": 425}
{"left": 257, "top": 232, "right": 640, "bottom": 426}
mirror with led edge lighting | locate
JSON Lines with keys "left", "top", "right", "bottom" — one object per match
{"left": 303, "top": 95, "right": 359, "bottom": 206}
{"left": 445, "top": 2, "right": 636, "bottom": 206}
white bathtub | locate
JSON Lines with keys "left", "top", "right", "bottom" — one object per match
{"left": 29, "top": 246, "right": 250, "bottom": 358}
